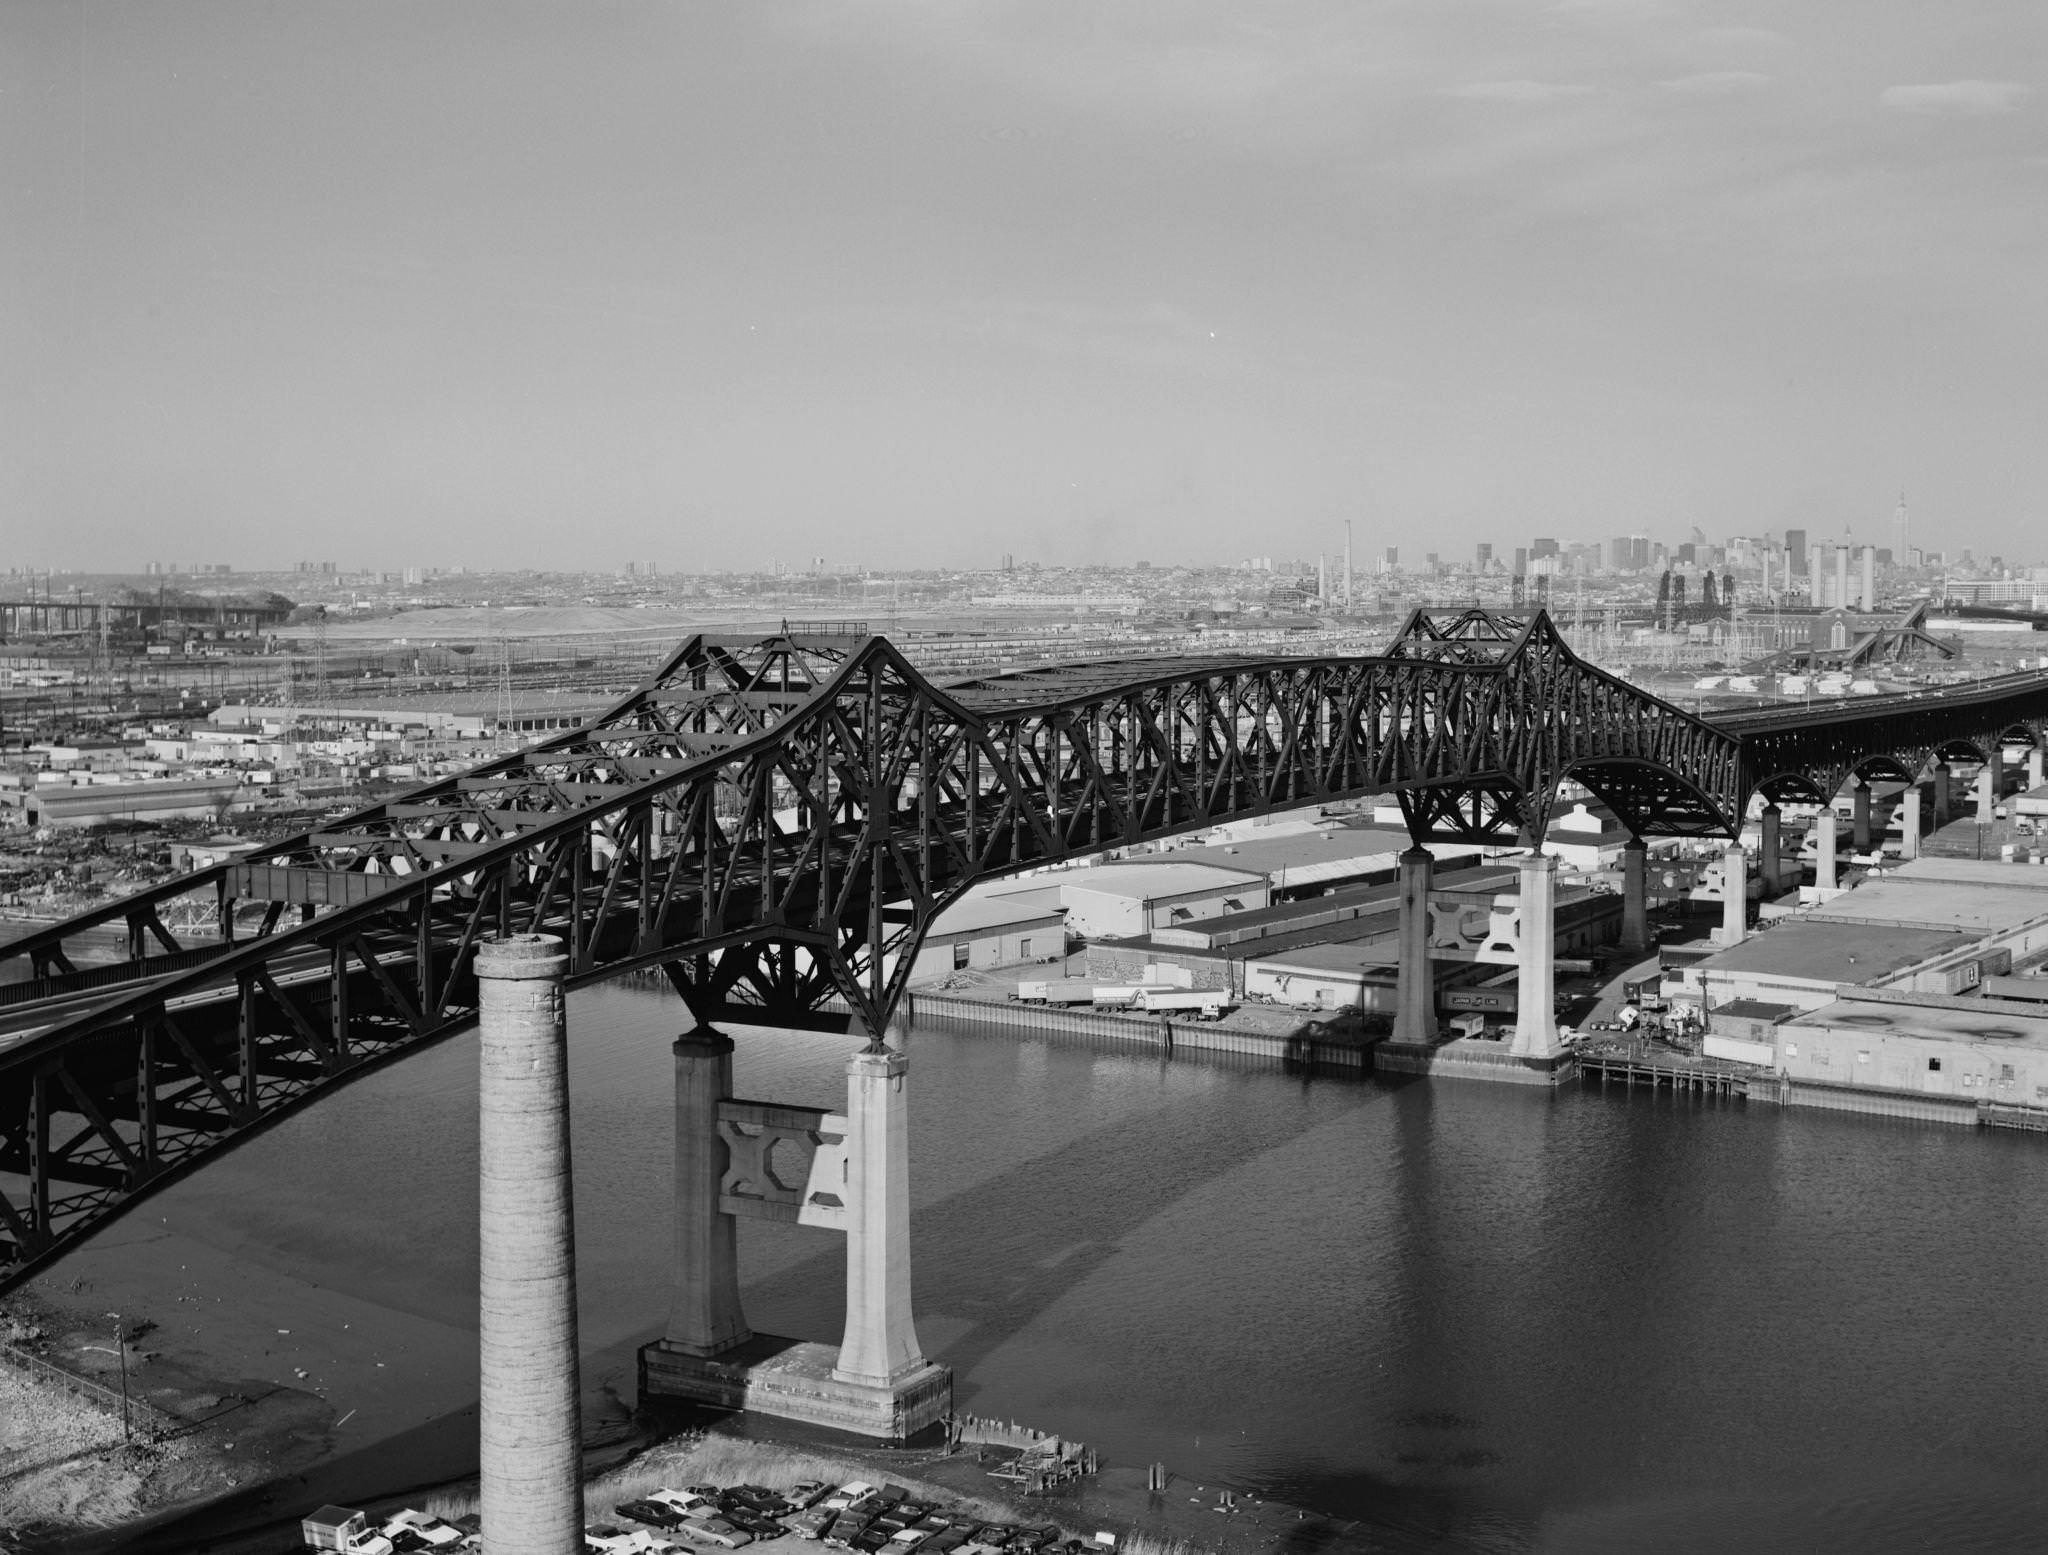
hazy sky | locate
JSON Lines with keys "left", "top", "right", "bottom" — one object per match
{"left": 4, "top": 2, "right": 2043, "bottom": 573}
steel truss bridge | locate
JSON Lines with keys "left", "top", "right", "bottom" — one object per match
{"left": 3, "top": 609, "right": 2047, "bottom": 1288}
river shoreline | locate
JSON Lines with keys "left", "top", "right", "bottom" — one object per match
{"left": 3, "top": 1220, "right": 1350, "bottom": 1555}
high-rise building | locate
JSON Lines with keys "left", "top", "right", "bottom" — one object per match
{"left": 1784, "top": 529, "right": 1808, "bottom": 580}
{"left": 1475, "top": 543, "right": 1493, "bottom": 570}
{"left": 1531, "top": 537, "right": 1558, "bottom": 560}
{"left": 1513, "top": 546, "right": 1529, "bottom": 576}
{"left": 1893, "top": 493, "right": 1909, "bottom": 565}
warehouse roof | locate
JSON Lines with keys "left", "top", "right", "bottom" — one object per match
{"left": 1699, "top": 920, "right": 1973, "bottom": 986}
{"left": 1790, "top": 996, "right": 2048, "bottom": 1051}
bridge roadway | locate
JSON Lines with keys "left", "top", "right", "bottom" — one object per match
{"left": 3, "top": 608, "right": 2047, "bottom": 1288}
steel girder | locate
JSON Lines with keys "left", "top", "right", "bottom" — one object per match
{"left": 4, "top": 615, "right": 2048, "bottom": 1288}
{"left": 1716, "top": 670, "right": 2048, "bottom": 803}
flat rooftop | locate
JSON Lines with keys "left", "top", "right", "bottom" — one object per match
{"left": 1808, "top": 858, "right": 2048, "bottom": 936}
{"left": 990, "top": 860, "right": 1266, "bottom": 903}
{"left": 927, "top": 893, "right": 1066, "bottom": 936}
{"left": 1792, "top": 996, "right": 2048, "bottom": 1051}
{"left": 1695, "top": 919, "right": 1974, "bottom": 986}
{"left": 1251, "top": 940, "right": 1399, "bottom": 976}
{"left": 1166, "top": 825, "right": 1426, "bottom": 879}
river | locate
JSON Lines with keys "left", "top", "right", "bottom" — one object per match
{"left": 65, "top": 978, "right": 2048, "bottom": 1553}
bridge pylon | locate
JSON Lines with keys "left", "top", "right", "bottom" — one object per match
{"left": 1506, "top": 852, "right": 1562, "bottom": 1060}
{"left": 639, "top": 1019, "right": 950, "bottom": 1441}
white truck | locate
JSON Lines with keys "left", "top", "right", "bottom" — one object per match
{"left": 1136, "top": 988, "right": 1229, "bottom": 1019}
{"left": 1088, "top": 983, "right": 1177, "bottom": 1009}
{"left": 300, "top": 1507, "right": 395, "bottom": 1555}
{"left": 1014, "top": 978, "right": 1100, "bottom": 1006}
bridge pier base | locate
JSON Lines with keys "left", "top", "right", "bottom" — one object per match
{"left": 1900, "top": 787, "right": 1921, "bottom": 860}
{"left": 1978, "top": 762, "right": 1998, "bottom": 823}
{"left": 1394, "top": 847, "right": 1437, "bottom": 1044}
{"left": 639, "top": 1030, "right": 950, "bottom": 1442}
{"left": 1506, "top": 852, "right": 1561, "bottom": 1060}
{"left": 1934, "top": 763, "right": 1953, "bottom": 827}
{"left": 2030, "top": 747, "right": 2045, "bottom": 793}
{"left": 1815, "top": 807, "right": 1839, "bottom": 891}
{"left": 1852, "top": 782, "right": 1873, "bottom": 854}
{"left": 1619, "top": 840, "right": 1649, "bottom": 953}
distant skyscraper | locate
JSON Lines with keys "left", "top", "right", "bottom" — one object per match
{"left": 1893, "top": 492, "right": 1909, "bottom": 565}
{"left": 1531, "top": 537, "right": 1558, "bottom": 560}
{"left": 1785, "top": 528, "right": 1808, "bottom": 580}
{"left": 1476, "top": 543, "right": 1493, "bottom": 570}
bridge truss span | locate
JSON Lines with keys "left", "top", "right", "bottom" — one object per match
{"left": 4, "top": 611, "right": 2047, "bottom": 1288}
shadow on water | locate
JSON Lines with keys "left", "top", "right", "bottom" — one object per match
{"left": 767, "top": 1053, "right": 1392, "bottom": 1388}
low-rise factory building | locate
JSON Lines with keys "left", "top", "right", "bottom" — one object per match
{"left": 904, "top": 890, "right": 1068, "bottom": 983}
{"left": 1688, "top": 857, "right": 2048, "bottom": 1124}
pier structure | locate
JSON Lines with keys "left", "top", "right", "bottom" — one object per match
{"left": 1899, "top": 786, "right": 1921, "bottom": 860}
{"left": 1759, "top": 804, "right": 1784, "bottom": 893}
{"left": 640, "top": 1022, "right": 950, "bottom": 1440}
{"left": 1852, "top": 781, "right": 1873, "bottom": 854}
{"left": 1506, "top": 851, "right": 1562, "bottom": 1060}
{"left": 1718, "top": 844, "right": 1748, "bottom": 947}
{"left": 1814, "top": 804, "right": 1840, "bottom": 891}
{"left": 1393, "top": 847, "right": 1436, "bottom": 1045}
{"left": 1620, "top": 839, "right": 1650, "bottom": 951}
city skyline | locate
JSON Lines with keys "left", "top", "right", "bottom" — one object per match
{"left": 5, "top": 4, "right": 2043, "bottom": 572}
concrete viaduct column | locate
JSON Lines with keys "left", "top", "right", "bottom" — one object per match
{"left": 666, "top": 1030, "right": 749, "bottom": 1355}
{"left": 2030, "top": 745, "right": 2046, "bottom": 793}
{"left": 1394, "top": 847, "right": 1436, "bottom": 1045}
{"left": 1900, "top": 786, "right": 1921, "bottom": 861}
{"left": 835, "top": 1039, "right": 929, "bottom": 1389}
{"left": 1760, "top": 805, "right": 1783, "bottom": 896}
{"left": 1934, "top": 763, "right": 1953, "bottom": 828}
{"left": 1852, "top": 781, "right": 1873, "bottom": 854}
{"left": 1978, "top": 762, "right": 1998, "bottom": 823}
{"left": 476, "top": 934, "right": 585, "bottom": 1555}
{"left": 1619, "top": 839, "right": 1650, "bottom": 953}
{"left": 1718, "top": 844, "right": 1747, "bottom": 947}
{"left": 1507, "top": 852, "right": 1561, "bottom": 1060}
{"left": 1815, "top": 806, "right": 1839, "bottom": 891}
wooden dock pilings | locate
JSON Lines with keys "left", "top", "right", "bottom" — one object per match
{"left": 1576, "top": 1049, "right": 1749, "bottom": 1098}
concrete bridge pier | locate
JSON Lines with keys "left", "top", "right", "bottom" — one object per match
{"left": 1619, "top": 839, "right": 1650, "bottom": 952}
{"left": 1717, "top": 845, "right": 1748, "bottom": 947}
{"left": 1506, "top": 852, "right": 1561, "bottom": 1060}
{"left": 1394, "top": 847, "right": 1436, "bottom": 1044}
{"left": 1852, "top": 781, "right": 1873, "bottom": 854}
{"left": 1815, "top": 806, "right": 1839, "bottom": 891}
{"left": 1934, "top": 763, "right": 1953, "bottom": 827}
{"left": 1900, "top": 786, "right": 1921, "bottom": 860}
{"left": 640, "top": 1020, "right": 950, "bottom": 1442}
{"left": 665, "top": 1030, "right": 749, "bottom": 1356}
{"left": 2030, "top": 746, "right": 2046, "bottom": 793}
{"left": 834, "top": 1042, "right": 950, "bottom": 1425}
{"left": 1759, "top": 805, "right": 1783, "bottom": 895}
{"left": 1978, "top": 761, "right": 1999, "bottom": 823}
